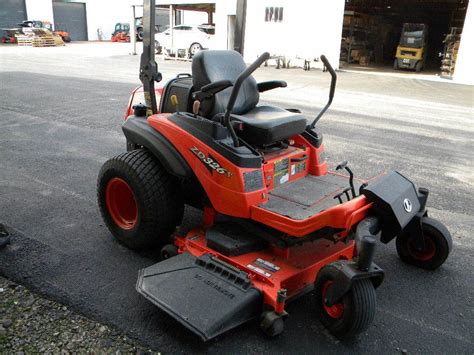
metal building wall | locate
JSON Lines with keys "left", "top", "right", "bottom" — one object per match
{"left": 0, "top": 0, "right": 27, "bottom": 29}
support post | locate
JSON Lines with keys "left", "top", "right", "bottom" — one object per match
{"left": 234, "top": 0, "right": 247, "bottom": 54}
{"left": 130, "top": 5, "right": 137, "bottom": 55}
{"left": 139, "top": 0, "right": 160, "bottom": 115}
{"left": 169, "top": 5, "right": 174, "bottom": 54}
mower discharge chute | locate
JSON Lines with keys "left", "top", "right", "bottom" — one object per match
{"left": 97, "top": 0, "right": 452, "bottom": 341}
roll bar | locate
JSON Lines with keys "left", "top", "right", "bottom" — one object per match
{"left": 140, "top": 0, "right": 161, "bottom": 115}
{"left": 309, "top": 55, "right": 337, "bottom": 129}
{"left": 224, "top": 52, "right": 270, "bottom": 147}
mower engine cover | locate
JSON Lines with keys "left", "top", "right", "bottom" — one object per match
{"left": 362, "top": 171, "right": 421, "bottom": 243}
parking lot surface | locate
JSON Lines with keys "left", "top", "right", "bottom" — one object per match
{"left": 0, "top": 43, "right": 473, "bottom": 353}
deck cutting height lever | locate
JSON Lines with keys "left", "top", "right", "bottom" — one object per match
{"left": 336, "top": 161, "right": 356, "bottom": 198}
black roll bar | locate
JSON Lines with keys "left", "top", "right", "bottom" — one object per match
{"left": 139, "top": 0, "right": 161, "bottom": 115}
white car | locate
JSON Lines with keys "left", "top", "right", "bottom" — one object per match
{"left": 155, "top": 24, "right": 215, "bottom": 57}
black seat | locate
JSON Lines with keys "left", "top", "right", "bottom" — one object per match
{"left": 192, "top": 50, "right": 307, "bottom": 146}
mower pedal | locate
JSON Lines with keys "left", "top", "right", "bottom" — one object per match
{"left": 137, "top": 253, "right": 262, "bottom": 341}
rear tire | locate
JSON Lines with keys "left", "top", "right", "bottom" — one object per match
{"left": 396, "top": 217, "right": 451, "bottom": 270}
{"left": 63, "top": 36, "right": 71, "bottom": 43}
{"left": 315, "top": 264, "right": 376, "bottom": 337}
{"left": 97, "top": 149, "right": 184, "bottom": 249}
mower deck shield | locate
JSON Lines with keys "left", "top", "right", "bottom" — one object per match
{"left": 137, "top": 253, "right": 262, "bottom": 341}
{"left": 362, "top": 171, "right": 421, "bottom": 242}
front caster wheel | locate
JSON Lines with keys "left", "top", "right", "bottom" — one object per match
{"left": 260, "top": 311, "right": 285, "bottom": 337}
{"left": 396, "top": 217, "right": 452, "bottom": 270}
{"left": 160, "top": 244, "right": 178, "bottom": 260}
{"left": 315, "top": 265, "right": 376, "bottom": 337}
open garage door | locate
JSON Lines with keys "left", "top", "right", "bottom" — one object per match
{"left": 53, "top": 1, "right": 88, "bottom": 41}
{"left": 0, "top": 0, "right": 26, "bottom": 29}
{"left": 340, "top": 0, "right": 468, "bottom": 77}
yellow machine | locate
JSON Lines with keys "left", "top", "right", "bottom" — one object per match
{"left": 394, "top": 23, "right": 427, "bottom": 72}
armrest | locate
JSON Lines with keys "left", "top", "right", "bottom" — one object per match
{"left": 257, "top": 80, "right": 287, "bottom": 92}
{"left": 193, "top": 80, "right": 233, "bottom": 101}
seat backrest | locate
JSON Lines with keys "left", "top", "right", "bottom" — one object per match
{"left": 192, "top": 50, "right": 259, "bottom": 118}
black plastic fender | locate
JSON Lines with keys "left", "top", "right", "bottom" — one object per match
{"left": 122, "top": 116, "right": 192, "bottom": 178}
{"left": 321, "top": 260, "right": 384, "bottom": 307}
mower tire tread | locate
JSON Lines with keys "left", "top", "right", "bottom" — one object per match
{"left": 315, "top": 264, "right": 376, "bottom": 337}
{"left": 349, "top": 279, "right": 376, "bottom": 334}
{"left": 396, "top": 217, "right": 452, "bottom": 270}
{"left": 98, "top": 149, "right": 184, "bottom": 249}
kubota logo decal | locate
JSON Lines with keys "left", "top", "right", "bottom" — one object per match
{"left": 190, "top": 146, "right": 232, "bottom": 177}
{"left": 403, "top": 198, "right": 412, "bottom": 213}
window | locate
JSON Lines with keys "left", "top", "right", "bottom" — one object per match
{"left": 174, "top": 26, "right": 192, "bottom": 31}
{"left": 265, "top": 7, "right": 284, "bottom": 22}
{"left": 198, "top": 26, "right": 215, "bottom": 35}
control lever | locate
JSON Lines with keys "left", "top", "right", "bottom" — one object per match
{"left": 309, "top": 55, "right": 337, "bottom": 129}
{"left": 336, "top": 161, "right": 356, "bottom": 198}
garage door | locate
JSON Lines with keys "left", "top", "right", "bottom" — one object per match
{"left": 0, "top": 0, "right": 26, "bottom": 29}
{"left": 53, "top": 2, "right": 88, "bottom": 41}
{"left": 340, "top": 0, "right": 468, "bottom": 75}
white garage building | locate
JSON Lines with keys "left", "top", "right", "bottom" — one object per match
{"left": 1, "top": 0, "right": 472, "bottom": 83}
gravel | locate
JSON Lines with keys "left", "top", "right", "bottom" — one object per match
{"left": 0, "top": 276, "right": 157, "bottom": 353}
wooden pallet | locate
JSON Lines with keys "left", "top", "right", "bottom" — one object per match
{"left": 16, "top": 35, "right": 33, "bottom": 46}
{"left": 16, "top": 34, "right": 64, "bottom": 47}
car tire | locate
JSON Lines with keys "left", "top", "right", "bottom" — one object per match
{"left": 137, "top": 27, "right": 144, "bottom": 41}
{"left": 155, "top": 40, "right": 162, "bottom": 54}
{"left": 189, "top": 42, "right": 203, "bottom": 58}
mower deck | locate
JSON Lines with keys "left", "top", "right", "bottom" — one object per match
{"left": 137, "top": 224, "right": 356, "bottom": 341}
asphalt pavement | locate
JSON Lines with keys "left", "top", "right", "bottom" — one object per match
{"left": 0, "top": 43, "right": 473, "bottom": 353}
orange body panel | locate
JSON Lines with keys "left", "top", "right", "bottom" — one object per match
{"left": 147, "top": 113, "right": 374, "bottom": 236}
{"left": 148, "top": 114, "right": 266, "bottom": 218}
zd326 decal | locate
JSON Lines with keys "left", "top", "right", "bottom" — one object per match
{"left": 190, "top": 146, "right": 232, "bottom": 177}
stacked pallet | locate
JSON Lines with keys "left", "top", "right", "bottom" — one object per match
{"left": 440, "top": 27, "right": 461, "bottom": 78}
{"left": 15, "top": 29, "right": 64, "bottom": 47}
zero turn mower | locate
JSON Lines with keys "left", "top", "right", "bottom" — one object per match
{"left": 97, "top": 0, "right": 452, "bottom": 341}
